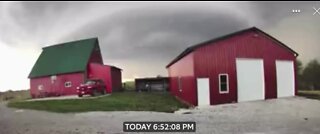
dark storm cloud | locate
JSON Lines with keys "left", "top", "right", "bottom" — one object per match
{"left": 0, "top": 2, "right": 127, "bottom": 46}
{"left": 248, "top": 2, "right": 319, "bottom": 27}
{"left": 248, "top": 2, "right": 320, "bottom": 64}
{"left": 46, "top": 4, "right": 251, "bottom": 78}
{"left": 0, "top": 2, "right": 77, "bottom": 44}
{"left": 1, "top": 2, "right": 248, "bottom": 79}
{"left": 0, "top": 2, "right": 319, "bottom": 81}
{"left": 60, "top": 6, "right": 250, "bottom": 62}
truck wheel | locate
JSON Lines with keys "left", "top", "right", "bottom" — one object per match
{"left": 101, "top": 89, "right": 106, "bottom": 95}
{"left": 92, "top": 89, "right": 99, "bottom": 96}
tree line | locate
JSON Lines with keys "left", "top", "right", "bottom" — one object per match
{"left": 297, "top": 59, "right": 320, "bottom": 90}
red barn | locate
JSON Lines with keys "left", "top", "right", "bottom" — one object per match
{"left": 166, "top": 27, "right": 298, "bottom": 106}
{"left": 28, "top": 38, "right": 122, "bottom": 98}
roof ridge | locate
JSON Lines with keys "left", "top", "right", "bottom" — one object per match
{"left": 166, "top": 26, "right": 298, "bottom": 68}
{"left": 29, "top": 37, "right": 99, "bottom": 78}
{"left": 43, "top": 37, "right": 98, "bottom": 49}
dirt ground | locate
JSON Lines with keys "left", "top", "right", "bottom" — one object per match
{"left": 1, "top": 97, "right": 320, "bottom": 134}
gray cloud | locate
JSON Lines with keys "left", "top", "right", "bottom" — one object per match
{"left": 55, "top": 5, "right": 251, "bottom": 79}
{"left": 248, "top": 2, "right": 320, "bottom": 65}
{"left": 62, "top": 6, "right": 250, "bottom": 61}
{"left": 0, "top": 2, "right": 319, "bottom": 81}
{"left": 248, "top": 2, "right": 320, "bottom": 27}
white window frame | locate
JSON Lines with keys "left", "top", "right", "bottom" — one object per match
{"left": 64, "top": 81, "right": 72, "bottom": 88}
{"left": 178, "top": 76, "right": 182, "bottom": 92}
{"left": 51, "top": 75, "right": 57, "bottom": 84}
{"left": 219, "top": 74, "right": 229, "bottom": 94}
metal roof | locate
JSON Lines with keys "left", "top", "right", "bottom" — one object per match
{"left": 28, "top": 38, "right": 99, "bottom": 78}
{"left": 166, "top": 27, "right": 298, "bottom": 68}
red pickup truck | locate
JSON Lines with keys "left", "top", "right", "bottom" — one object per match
{"left": 76, "top": 79, "right": 106, "bottom": 97}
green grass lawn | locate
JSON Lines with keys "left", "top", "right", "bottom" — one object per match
{"left": 7, "top": 92, "right": 188, "bottom": 113}
{"left": 297, "top": 90, "right": 320, "bottom": 100}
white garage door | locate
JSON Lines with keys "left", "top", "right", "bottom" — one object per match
{"left": 236, "top": 59, "right": 265, "bottom": 102}
{"left": 197, "top": 78, "right": 210, "bottom": 106}
{"left": 276, "top": 60, "right": 295, "bottom": 97}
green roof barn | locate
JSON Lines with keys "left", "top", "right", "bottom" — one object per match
{"left": 29, "top": 38, "right": 122, "bottom": 98}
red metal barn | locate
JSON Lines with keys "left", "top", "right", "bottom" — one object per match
{"left": 88, "top": 63, "right": 123, "bottom": 92}
{"left": 166, "top": 27, "right": 298, "bottom": 106}
{"left": 29, "top": 38, "right": 122, "bottom": 98}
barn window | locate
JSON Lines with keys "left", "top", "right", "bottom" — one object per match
{"left": 178, "top": 76, "right": 182, "bottom": 92}
{"left": 219, "top": 74, "right": 229, "bottom": 94}
{"left": 51, "top": 75, "right": 57, "bottom": 84}
{"left": 64, "top": 81, "right": 72, "bottom": 88}
{"left": 38, "top": 85, "right": 43, "bottom": 90}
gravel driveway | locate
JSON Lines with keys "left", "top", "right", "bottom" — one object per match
{"left": 1, "top": 97, "right": 320, "bottom": 134}
{"left": 26, "top": 94, "right": 110, "bottom": 101}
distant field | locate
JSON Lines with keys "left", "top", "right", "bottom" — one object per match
{"left": 0, "top": 90, "right": 30, "bottom": 102}
{"left": 298, "top": 90, "right": 320, "bottom": 100}
{"left": 8, "top": 92, "right": 188, "bottom": 113}
{"left": 123, "top": 81, "right": 135, "bottom": 91}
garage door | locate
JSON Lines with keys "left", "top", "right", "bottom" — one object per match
{"left": 276, "top": 60, "right": 295, "bottom": 97}
{"left": 197, "top": 78, "right": 210, "bottom": 106}
{"left": 236, "top": 59, "right": 265, "bottom": 102}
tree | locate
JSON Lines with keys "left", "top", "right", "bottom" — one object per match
{"left": 302, "top": 59, "right": 320, "bottom": 90}
{"left": 296, "top": 59, "right": 306, "bottom": 90}
{"left": 296, "top": 59, "right": 303, "bottom": 75}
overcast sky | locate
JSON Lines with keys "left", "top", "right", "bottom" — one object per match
{"left": 0, "top": 2, "right": 319, "bottom": 91}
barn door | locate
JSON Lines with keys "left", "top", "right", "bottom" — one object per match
{"left": 236, "top": 58, "right": 265, "bottom": 102}
{"left": 276, "top": 60, "right": 295, "bottom": 97}
{"left": 197, "top": 78, "right": 210, "bottom": 106}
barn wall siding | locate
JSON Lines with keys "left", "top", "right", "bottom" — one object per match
{"left": 193, "top": 30, "right": 296, "bottom": 105}
{"left": 88, "top": 44, "right": 103, "bottom": 64}
{"left": 167, "top": 29, "right": 297, "bottom": 106}
{"left": 294, "top": 60, "right": 298, "bottom": 96}
{"left": 87, "top": 63, "right": 112, "bottom": 93}
{"left": 193, "top": 38, "right": 238, "bottom": 105}
{"left": 111, "top": 68, "right": 122, "bottom": 91}
{"left": 168, "top": 53, "right": 197, "bottom": 105}
{"left": 30, "top": 72, "right": 84, "bottom": 98}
